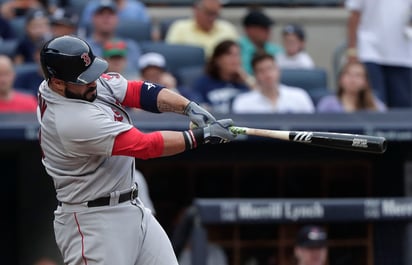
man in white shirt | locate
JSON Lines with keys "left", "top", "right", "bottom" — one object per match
{"left": 346, "top": 0, "right": 412, "bottom": 107}
{"left": 232, "top": 52, "right": 315, "bottom": 113}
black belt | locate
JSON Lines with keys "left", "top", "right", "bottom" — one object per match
{"left": 58, "top": 188, "right": 138, "bottom": 208}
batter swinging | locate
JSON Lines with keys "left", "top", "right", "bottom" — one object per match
{"left": 36, "top": 35, "right": 236, "bottom": 265}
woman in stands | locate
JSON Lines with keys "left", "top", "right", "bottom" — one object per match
{"left": 192, "top": 39, "right": 254, "bottom": 113}
{"left": 317, "top": 61, "right": 386, "bottom": 112}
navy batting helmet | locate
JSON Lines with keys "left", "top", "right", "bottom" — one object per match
{"left": 40, "top": 35, "right": 108, "bottom": 84}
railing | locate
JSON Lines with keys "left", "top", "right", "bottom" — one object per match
{"left": 2, "top": 110, "right": 412, "bottom": 141}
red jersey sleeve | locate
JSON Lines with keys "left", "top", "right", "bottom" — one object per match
{"left": 112, "top": 127, "right": 164, "bottom": 159}
{"left": 122, "top": 80, "right": 144, "bottom": 108}
{"left": 122, "top": 80, "right": 164, "bottom": 112}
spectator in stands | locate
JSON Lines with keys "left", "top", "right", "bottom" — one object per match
{"left": 49, "top": 7, "right": 79, "bottom": 37}
{"left": 138, "top": 52, "right": 202, "bottom": 102}
{"left": 139, "top": 52, "right": 176, "bottom": 89}
{"left": 14, "top": 8, "right": 52, "bottom": 65}
{"left": 102, "top": 38, "right": 139, "bottom": 80}
{"left": 14, "top": 39, "right": 45, "bottom": 96}
{"left": 276, "top": 23, "right": 315, "bottom": 69}
{"left": 239, "top": 9, "right": 283, "bottom": 75}
{"left": 0, "top": 55, "right": 37, "bottom": 112}
{"left": 232, "top": 52, "right": 314, "bottom": 113}
{"left": 346, "top": 0, "right": 412, "bottom": 108}
{"left": 0, "top": 0, "right": 46, "bottom": 20}
{"left": 294, "top": 225, "right": 328, "bottom": 265}
{"left": 317, "top": 61, "right": 386, "bottom": 113}
{"left": 0, "top": 15, "right": 16, "bottom": 40}
{"left": 165, "top": 0, "right": 238, "bottom": 58}
{"left": 79, "top": 0, "right": 150, "bottom": 31}
{"left": 192, "top": 39, "right": 253, "bottom": 113}
{"left": 86, "top": 0, "right": 141, "bottom": 78}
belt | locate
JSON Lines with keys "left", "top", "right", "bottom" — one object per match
{"left": 58, "top": 187, "right": 138, "bottom": 208}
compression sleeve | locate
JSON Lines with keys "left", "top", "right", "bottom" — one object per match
{"left": 122, "top": 80, "right": 164, "bottom": 113}
{"left": 112, "top": 127, "right": 164, "bottom": 159}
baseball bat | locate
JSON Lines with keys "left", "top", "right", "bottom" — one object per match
{"left": 229, "top": 126, "right": 387, "bottom": 154}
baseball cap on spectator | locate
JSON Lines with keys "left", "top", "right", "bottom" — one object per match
{"left": 50, "top": 8, "right": 79, "bottom": 27}
{"left": 243, "top": 9, "right": 274, "bottom": 28}
{"left": 103, "top": 39, "right": 127, "bottom": 58}
{"left": 296, "top": 225, "right": 327, "bottom": 248}
{"left": 283, "top": 23, "right": 305, "bottom": 41}
{"left": 94, "top": 0, "right": 117, "bottom": 14}
{"left": 138, "top": 52, "right": 167, "bottom": 71}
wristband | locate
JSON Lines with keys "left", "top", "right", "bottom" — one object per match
{"left": 182, "top": 128, "right": 205, "bottom": 150}
{"left": 191, "top": 127, "right": 204, "bottom": 144}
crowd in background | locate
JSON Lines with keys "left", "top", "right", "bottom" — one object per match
{"left": 1, "top": 0, "right": 410, "bottom": 116}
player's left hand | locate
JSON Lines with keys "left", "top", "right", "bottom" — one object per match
{"left": 184, "top": 101, "right": 216, "bottom": 127}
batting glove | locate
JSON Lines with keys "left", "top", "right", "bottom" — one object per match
{"left": 203, "top": 118, "right": 237, "bottom": 144}
{"left": 183, "top": 119, "right": 237, "bottom": 150}
{"left": 184, "top": 101, "right": 216, "bottom": 127}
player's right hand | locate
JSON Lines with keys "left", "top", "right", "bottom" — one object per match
{"left": 203, "top": 119, "right": 237, "bottom": 144}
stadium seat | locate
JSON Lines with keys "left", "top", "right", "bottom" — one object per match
{"left": 175, "top": 65, "right": 204, "bottom": 90}
{"left": 0, "top": 39, "right": 19, "bottom": 57}
{"left": 139, "top": 42, "right": 205, "bottom": 75}
{"left": 280, "top": 67, "right": 331, "bottom": 104}
{"left": 115, "top": 20, "right": 153, "bottom": 43}
{"left": 14, "top": 63, "right": 38, "bottom": 76}
{"left": 158, "top": 17, "right": 185, "bottom": 40}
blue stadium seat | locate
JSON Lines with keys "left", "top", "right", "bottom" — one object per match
{"left": 115, "top": 20, "right": 153, "bottom": 43}
{"left": 139, "top": 41, "right": 205, "bottom": 75}
{"left": 0, "top": 39, "right": 19, "bottom": 57}
{"left": 14, "top": 63, "right": 38, "bottom": 76}
{"left": 175, "top": 65, "right": 204, "bottom": 90}
{"left": 280, "top": 67, "right": 331, "bottom": 104}
{"left": 158, "top": 17, "right": 185, "bottom": 40}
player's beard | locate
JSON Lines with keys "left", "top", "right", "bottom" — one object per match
{"left": 65, "top": 85, "right": 98, "bottom": 102}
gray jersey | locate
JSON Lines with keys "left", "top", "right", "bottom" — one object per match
{"left": 37, "top": 73, "right": 136, "bottom": 203}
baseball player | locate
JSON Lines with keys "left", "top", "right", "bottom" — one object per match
{"left": 36, "top": 35, "right": 236, "bottom": 265}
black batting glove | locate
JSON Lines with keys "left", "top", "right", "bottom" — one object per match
{"left": 184, "top": 101, "right": 216, "bottom": 127}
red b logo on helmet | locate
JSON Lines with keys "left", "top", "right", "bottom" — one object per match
{"left": 81, "top": 53, "right": 91, "bottom": 66}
